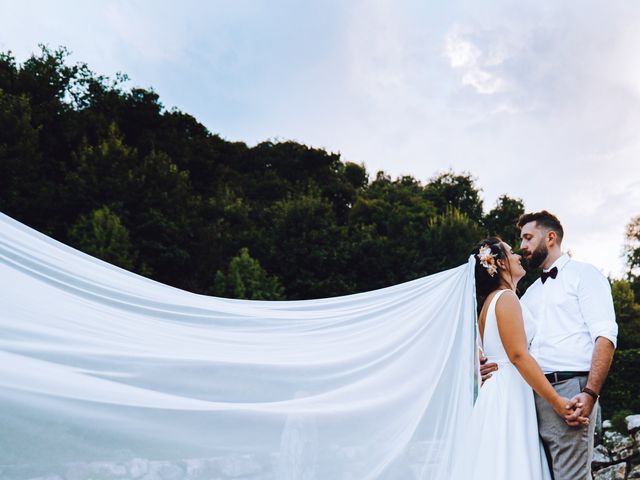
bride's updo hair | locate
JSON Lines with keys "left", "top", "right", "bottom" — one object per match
{"left": 471, "top": 237, "right": 508, "bottom": 309}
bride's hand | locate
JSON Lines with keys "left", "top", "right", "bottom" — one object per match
{"left": 563, "top": 395, "right": 591, "bottom": 427}
{"left": 553, "top": 396, "right": 589, "bottom": 426}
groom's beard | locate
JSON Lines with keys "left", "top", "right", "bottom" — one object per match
{"left": 527, "top": 243, "right": 548, "bottom": 269}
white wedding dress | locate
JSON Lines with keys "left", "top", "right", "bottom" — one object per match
{"left": 452, "top": 289, "right": 552, "bottom": 480}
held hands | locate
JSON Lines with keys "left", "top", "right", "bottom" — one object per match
{"left": 563, "top": 393, "right": 595, "bottom": 426}
{"left": 553, "top": 395, "right": 591, "bottom": 427}
{"left": 479, "top": 354, "right": 590, "bottom": 427}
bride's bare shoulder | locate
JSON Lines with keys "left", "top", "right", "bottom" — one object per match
{"left": 495, "top": 290, "right": 522, "bottom": 317}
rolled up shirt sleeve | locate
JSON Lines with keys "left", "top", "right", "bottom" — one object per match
{"left": 577, "top": 265, "right": 618, "bottom": 347}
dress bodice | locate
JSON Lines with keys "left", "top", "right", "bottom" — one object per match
{"left": 481, "top": 289, "right": 535, "bottom": 364}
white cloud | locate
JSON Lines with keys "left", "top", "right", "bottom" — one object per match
{"left": 462, "top": 69, "right": 505, "bottom": 95}
{"left": 444, "top": 31, "right": 481, "bottom": 68}
{"left": 443, "top": 27, "right": 511, "bottom": 95}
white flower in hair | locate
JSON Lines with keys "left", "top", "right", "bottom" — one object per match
{"left": 477, "top": 244, "right": 498, "bottom": 277}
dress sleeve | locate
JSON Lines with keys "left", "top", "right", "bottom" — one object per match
{"left": 577, "top": 264, "right": 618, "bottom": 347}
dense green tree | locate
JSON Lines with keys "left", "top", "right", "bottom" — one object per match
{"left": 68, "top": 206, "right": 136, "bottom": 270}
{"left": 0, "top": 90, "right": 50, "bottom": 228}
{"left": 125, "top": 149, "right": 198, "bottom": 288}
{"left": 64, "top": 123, "right": 139, "bottom": 216}
{"left": 257, "top": 189, "right": 352, "bottom": 299}
{"left": 602, "top": 215, "right": 640, "bottom": 417}
{"left": 624, "top": 215, "right": 640, "bottom": 296}
{"left": 212, "top": 248, "right": 285, "bottom": 300}
{"left": 423, "top": 208, "right": 485, "bottom": 272}
{"left": 347, "top": 173, "right": 437, "bottom": 289}
{"left": 611, "top": 279, "right": 640, "bottom": 350}
{"left": 602, "top": 349, "right": 640, "bottom": 419}
{"left": 483, "top": 195, "right": 524, "bottom": 247}
{"left": 424, "top": 171, "right": 484, "bottom": 223}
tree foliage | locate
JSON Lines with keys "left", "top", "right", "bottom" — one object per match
{"left": 607, "top": 250, "right": 640, "bottom": 417}
{"left": 1, "top": 46, "right": 512, "bottom": 298}
{"left": 212, "top": 248, "right": 285, "bottom": 300}
{"left": 483, "top": 195, "right": 525, "bottom": 247}
{"left": 624, "top": 215, "right": 640, "bottom": 295}
{"left": 611, "top": 279, "right": 640, "bottom": 350}
{"left": 68, "top": 206, "right": 135, "bottom": 270}
{"left": 603, "top": 349, "right": 640, "bottom": 419}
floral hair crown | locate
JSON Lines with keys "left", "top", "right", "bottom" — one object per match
{"left": 477, "top": 244, "right": 498, "bottom": 277}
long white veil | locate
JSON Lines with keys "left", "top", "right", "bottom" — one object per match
{"left": 0, "top": 212, "right": 478, "bottom": 480}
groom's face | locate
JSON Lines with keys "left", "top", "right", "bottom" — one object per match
{"left": 519, "top": 221, "right": 548, "bottom": 269}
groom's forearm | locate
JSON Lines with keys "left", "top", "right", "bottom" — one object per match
{"left": 586, "top": 337, "right": 616, "bottom": 394}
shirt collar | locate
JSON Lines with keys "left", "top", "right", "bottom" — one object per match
{"left": 544, "top": 253, "right": 570, "bottom": 273}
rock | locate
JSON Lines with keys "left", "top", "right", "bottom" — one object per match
{"left": 592, "top": 444, "right": 613, "bottom": 467}
{"left": 629, "top": 463, "right": 640, "bottom": 479}
{"left": 157, "top": 463, "right": 184, "bottom": 480}
{"left": 603, "top": 430, "right": 638, "bottom": 461}
{"left": 636, "top": 429, "right": 640, "bottom": 447}
{"left": 603, "top": 420, "right": 613, "bottom": 429}
{"left": 628, "top": 415, "right": 640, "bottom": 433}
{"left": 594, "top": 462, "right": 626, "bottom": 480}
{"left": 184, "top": 458, "right": 220, "bottom": 478}
{"left": 26, "top": 476, "right": 63, "bottom": 480}
{"left": 218, "top": 455, "right": 262, "bottom": 477}
{"left": 128, "top": 458, "right": 149, "bottom": 478}
{"left": 140, "top": 472, "right": 162, "bottom": 480}
{"left": 86, "top": 461, "right": 128, "bottom": 477}
{"left": 143, "top": 461, "right": 184, "bottom": 480}
{"left": 64, "top": 463, "right": 91, "bottom": 480}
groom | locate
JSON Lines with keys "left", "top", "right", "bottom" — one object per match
{"left": 482, "top": 210, "right": 617, "bottom": 480}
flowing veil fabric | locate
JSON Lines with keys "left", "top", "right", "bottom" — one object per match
{"left": 0, "top": 212, "right": 479, "bottom": 480}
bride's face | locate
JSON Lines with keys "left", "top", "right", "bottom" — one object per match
{"left": 499, "top": 242, "right": 526, "bottom": 283}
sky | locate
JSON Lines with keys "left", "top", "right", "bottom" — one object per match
{"left": 2, "top": 0, "right": 640, "bottom": 277}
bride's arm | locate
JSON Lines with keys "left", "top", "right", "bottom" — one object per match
{"left": 494, "top": 291, "right": 578, "bottom": 421}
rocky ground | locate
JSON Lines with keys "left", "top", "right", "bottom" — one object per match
{"left": 3, "top": 414, "right": 639, "bottom": 480}
{"left": 593, "top": 414, "right": 640, "bottom": 480}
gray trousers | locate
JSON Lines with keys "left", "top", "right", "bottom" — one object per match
{"left": 534, "top": 376, "right": 598, "bottom": 480}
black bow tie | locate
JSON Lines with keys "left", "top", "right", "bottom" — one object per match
{"left": 541, "top": 267, "right": 558, "bottom": 284}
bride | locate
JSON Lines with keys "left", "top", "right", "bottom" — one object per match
{"left": 453, "top": 237, "right": 588, "bottom": 480}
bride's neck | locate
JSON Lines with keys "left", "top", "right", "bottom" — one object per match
{"left": 498, "top": 279, "right": 516, "bottom": 291}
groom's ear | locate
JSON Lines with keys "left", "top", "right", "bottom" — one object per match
{"left": 547, "top": 230, "right": 559, "bottom": 246}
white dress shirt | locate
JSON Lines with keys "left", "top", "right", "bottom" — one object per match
{"left": 520, "top": 254, "right": 618, "bottom": 373}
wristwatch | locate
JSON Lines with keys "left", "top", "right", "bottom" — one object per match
{"left": 581, "top": 387, "right": 600, "bottom": 401}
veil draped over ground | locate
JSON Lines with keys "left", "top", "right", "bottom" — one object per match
{"left": 0, "top": 212, "right": 478, "bottom": 480}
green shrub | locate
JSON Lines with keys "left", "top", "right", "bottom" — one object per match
{"left": 610, "top": 409, "right": 633, "bottom": 433}
{"left": 601, "top": 349, "right": 640, "bottom": 419}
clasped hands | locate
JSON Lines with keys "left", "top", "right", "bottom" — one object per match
{"left": 480, "top": 356, "right": 591, "bottom": 427}
{"left": 561, "top": 393, "right": 593, "bottom": 427}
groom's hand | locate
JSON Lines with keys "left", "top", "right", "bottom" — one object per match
{"left": 564, "top": 394, "right": 593, "bottom": 426}
{"left": 480, "top": 355, "right": 498, "bottom": 384}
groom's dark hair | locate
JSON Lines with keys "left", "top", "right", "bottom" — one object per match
{"left": 516, "top": 210, "right": 564, "bottom": 244}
